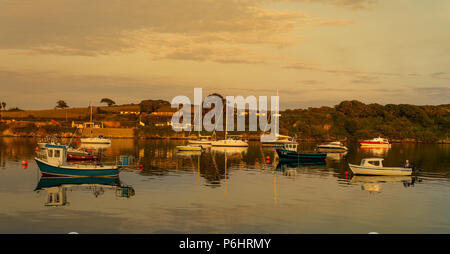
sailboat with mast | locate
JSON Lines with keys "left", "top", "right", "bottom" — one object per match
{"left": 260, "top": 89, "right": 296, "bottom": 146}
{"left": 80, "top": 101, "right": 111, "bottom": 145}
{"left": 211, "top": 99, "right": 248, "bottom": 147}
{"left": 188, "top": 103, "right": 214, "bottom": 145}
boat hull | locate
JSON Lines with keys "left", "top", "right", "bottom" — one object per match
{"left": 348, "top": 164, "right": 412, "bottom": 176}
{"left": 275, "top": 149, "right": 327, "bottom": 162}
{"left": 317, "top": 146, "right": 348, "bottom": 153}
{"left": 188, "top": 140, "right": 212, "bottom": 145}
{"left": 359, "top": 142, "right": 391, "bottom": 148}
{"left": 35, "top": 159, "right": 119, "bottom": 177}
{"left": 211, "top": 140, "right": 248, "bottom": 147}
{"left": 80, "top": 138, "right": 111, "bottom": 144}
{"left": 67, "top": 154, "right": 99, "bottom": 161}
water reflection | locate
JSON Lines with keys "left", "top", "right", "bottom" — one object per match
{"left": 358, "top": 147, "right": 390, "bottom": 156}
{"left": 34, "top": 176, "right": 135, "bottom": 207}
{"left": 348, "top": 175, "right": 419, "bottom": 193}
{"left": 0, "top": 137, "right": 449, "bottom": 233}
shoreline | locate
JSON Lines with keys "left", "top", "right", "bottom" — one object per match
{"left": 0, "top": 134, "right": 448, "bottom": 144}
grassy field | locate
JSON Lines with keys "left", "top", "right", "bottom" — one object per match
{"left": 0, "top": 105, "right": 140, "bottom": 120}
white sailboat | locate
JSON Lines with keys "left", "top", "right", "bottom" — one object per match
{"left": 80, "top": 101, "right": 111, "bottom": 145}
{"left": 210, "top": 108, "right": 248, "bottom": 147}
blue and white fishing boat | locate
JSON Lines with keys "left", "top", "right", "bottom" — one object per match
{"left": 275, "top": 142, "right": 327, "bottom": 162}
{"left": 35, "top": 144, "right": 119, "bottom": 177}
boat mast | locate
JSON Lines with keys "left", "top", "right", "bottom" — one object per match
{"left": 225, "top": 103, "right": 227, "bottom": 140}
{"left": 275, "top": 88, "right": 279, "bottom": 137}
{"left": 90, "top": 100, "right": 93, "bottom": 122}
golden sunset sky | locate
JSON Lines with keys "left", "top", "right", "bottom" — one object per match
{"left": 0, "top": 0, "right": 449, "bottom": 109}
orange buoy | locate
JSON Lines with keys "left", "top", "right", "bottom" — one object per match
{"left": 22, "top": 160, "right": 28, "bottom": 165}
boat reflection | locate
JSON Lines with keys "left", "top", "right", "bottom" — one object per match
{"left": 210, "top": 146, "right": 248, "bottom": 155}
{"left": 79, "top": 143, "right": 112, "bottom": 151}
{"left": 276, "top": 161, "right": 326, "bottom": 171}
{"left": 175, "top": 150, "right": 203, "bottom": 157}
{"left": 349, "top": 175, "right": 418, "bottom": 193}
{"left": 34, "top": 176, "right": 135, "bottom": 207}
{"left": 326, "top": 152, "right": 347, "bottom": 160}
{"left": 359, "top": 147, "right": 390, "bottom": 156}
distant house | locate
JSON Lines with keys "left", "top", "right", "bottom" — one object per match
{"left": 120, "top": 111, "right": 140, "bottom": 115}
{"left": 72, "top": 121, "right": 104, "bottom": 129}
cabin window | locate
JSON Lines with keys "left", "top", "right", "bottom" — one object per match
{"left": 368, "top": 161, "right": 380, "bottom": 166}
{"left": 55, "top": 150, "right": 61, "bottom": 158}
{"left": 47, "top": 149, "right": 53, "bottom": 158}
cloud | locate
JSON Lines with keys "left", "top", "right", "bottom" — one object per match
{"left": 351, "top": 75, "right": 380, "bottom": 84}
{"left": 0, "top": 68, "right": 198, "bottom": 109}
{"left": 430, "top": 72, "right": 450, "bottom": 80}
{"left": 284, "top": 62, "right": 401, "bottom": 78}
{"left": 282, "top": 0, "right": 379, "bottom": 10}
{"left": 0, "top": 0, "right": 357, "bottom": 64}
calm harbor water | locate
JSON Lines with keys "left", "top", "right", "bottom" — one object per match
{"left": 0, "top": 137, "right": 449, "bottom": 233}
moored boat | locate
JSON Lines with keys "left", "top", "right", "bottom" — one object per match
{"left": 348, "top": 158, "right": 412, "bottom": 176}
{"left": 317, "top": 141, "right": 348, "bottom": 152}
{"left": 188, "top": 135, "right": 213, "bottom": 145}
{"left": 275, "top": 142, "right": 327, "bottom": 162}
{"left": 211, "top": 135, "right": 248, "bottom": 147}
{"left": 35, "top": 144, "right": 119, "bottom": 177}
{"left": 360, "top": 137, "right": 391, "bottom": 148}
{"left": 80, "top": 136, "right": 111, "bottom": 144}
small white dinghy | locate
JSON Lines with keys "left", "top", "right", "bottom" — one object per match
{"left": 348, "top": 158, "right": 412, "bottom": 176}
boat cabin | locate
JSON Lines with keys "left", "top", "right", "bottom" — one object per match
{"left": 283, "top": 142, "right": 298, "bottom": 152}
{"left": 43, "top": 144, "right": 67, "bottom": 166}
{"left": 360, "top": 158, "right": 384, "bottom": 167}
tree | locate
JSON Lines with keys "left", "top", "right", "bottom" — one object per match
{"left": 55, "top": 100, "right": 69, "bottom": 109}
{"left": 1, "top": 102, "right": 6, "bottom": 110}
{"left": 100, "top": 98, "right": 116, "bottom": 107}
{"left": 139, "top": 99, "right": 170, "bottom": 114}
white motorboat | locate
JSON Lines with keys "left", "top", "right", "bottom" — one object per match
{"left": 80, "top": 136, "right": 111, "bottom": 144}
{"left": 317, "top": 141, "right": 348, "bottom": 152}
{"left": 348, "top": 158, "right": 412, "bottom": 176}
